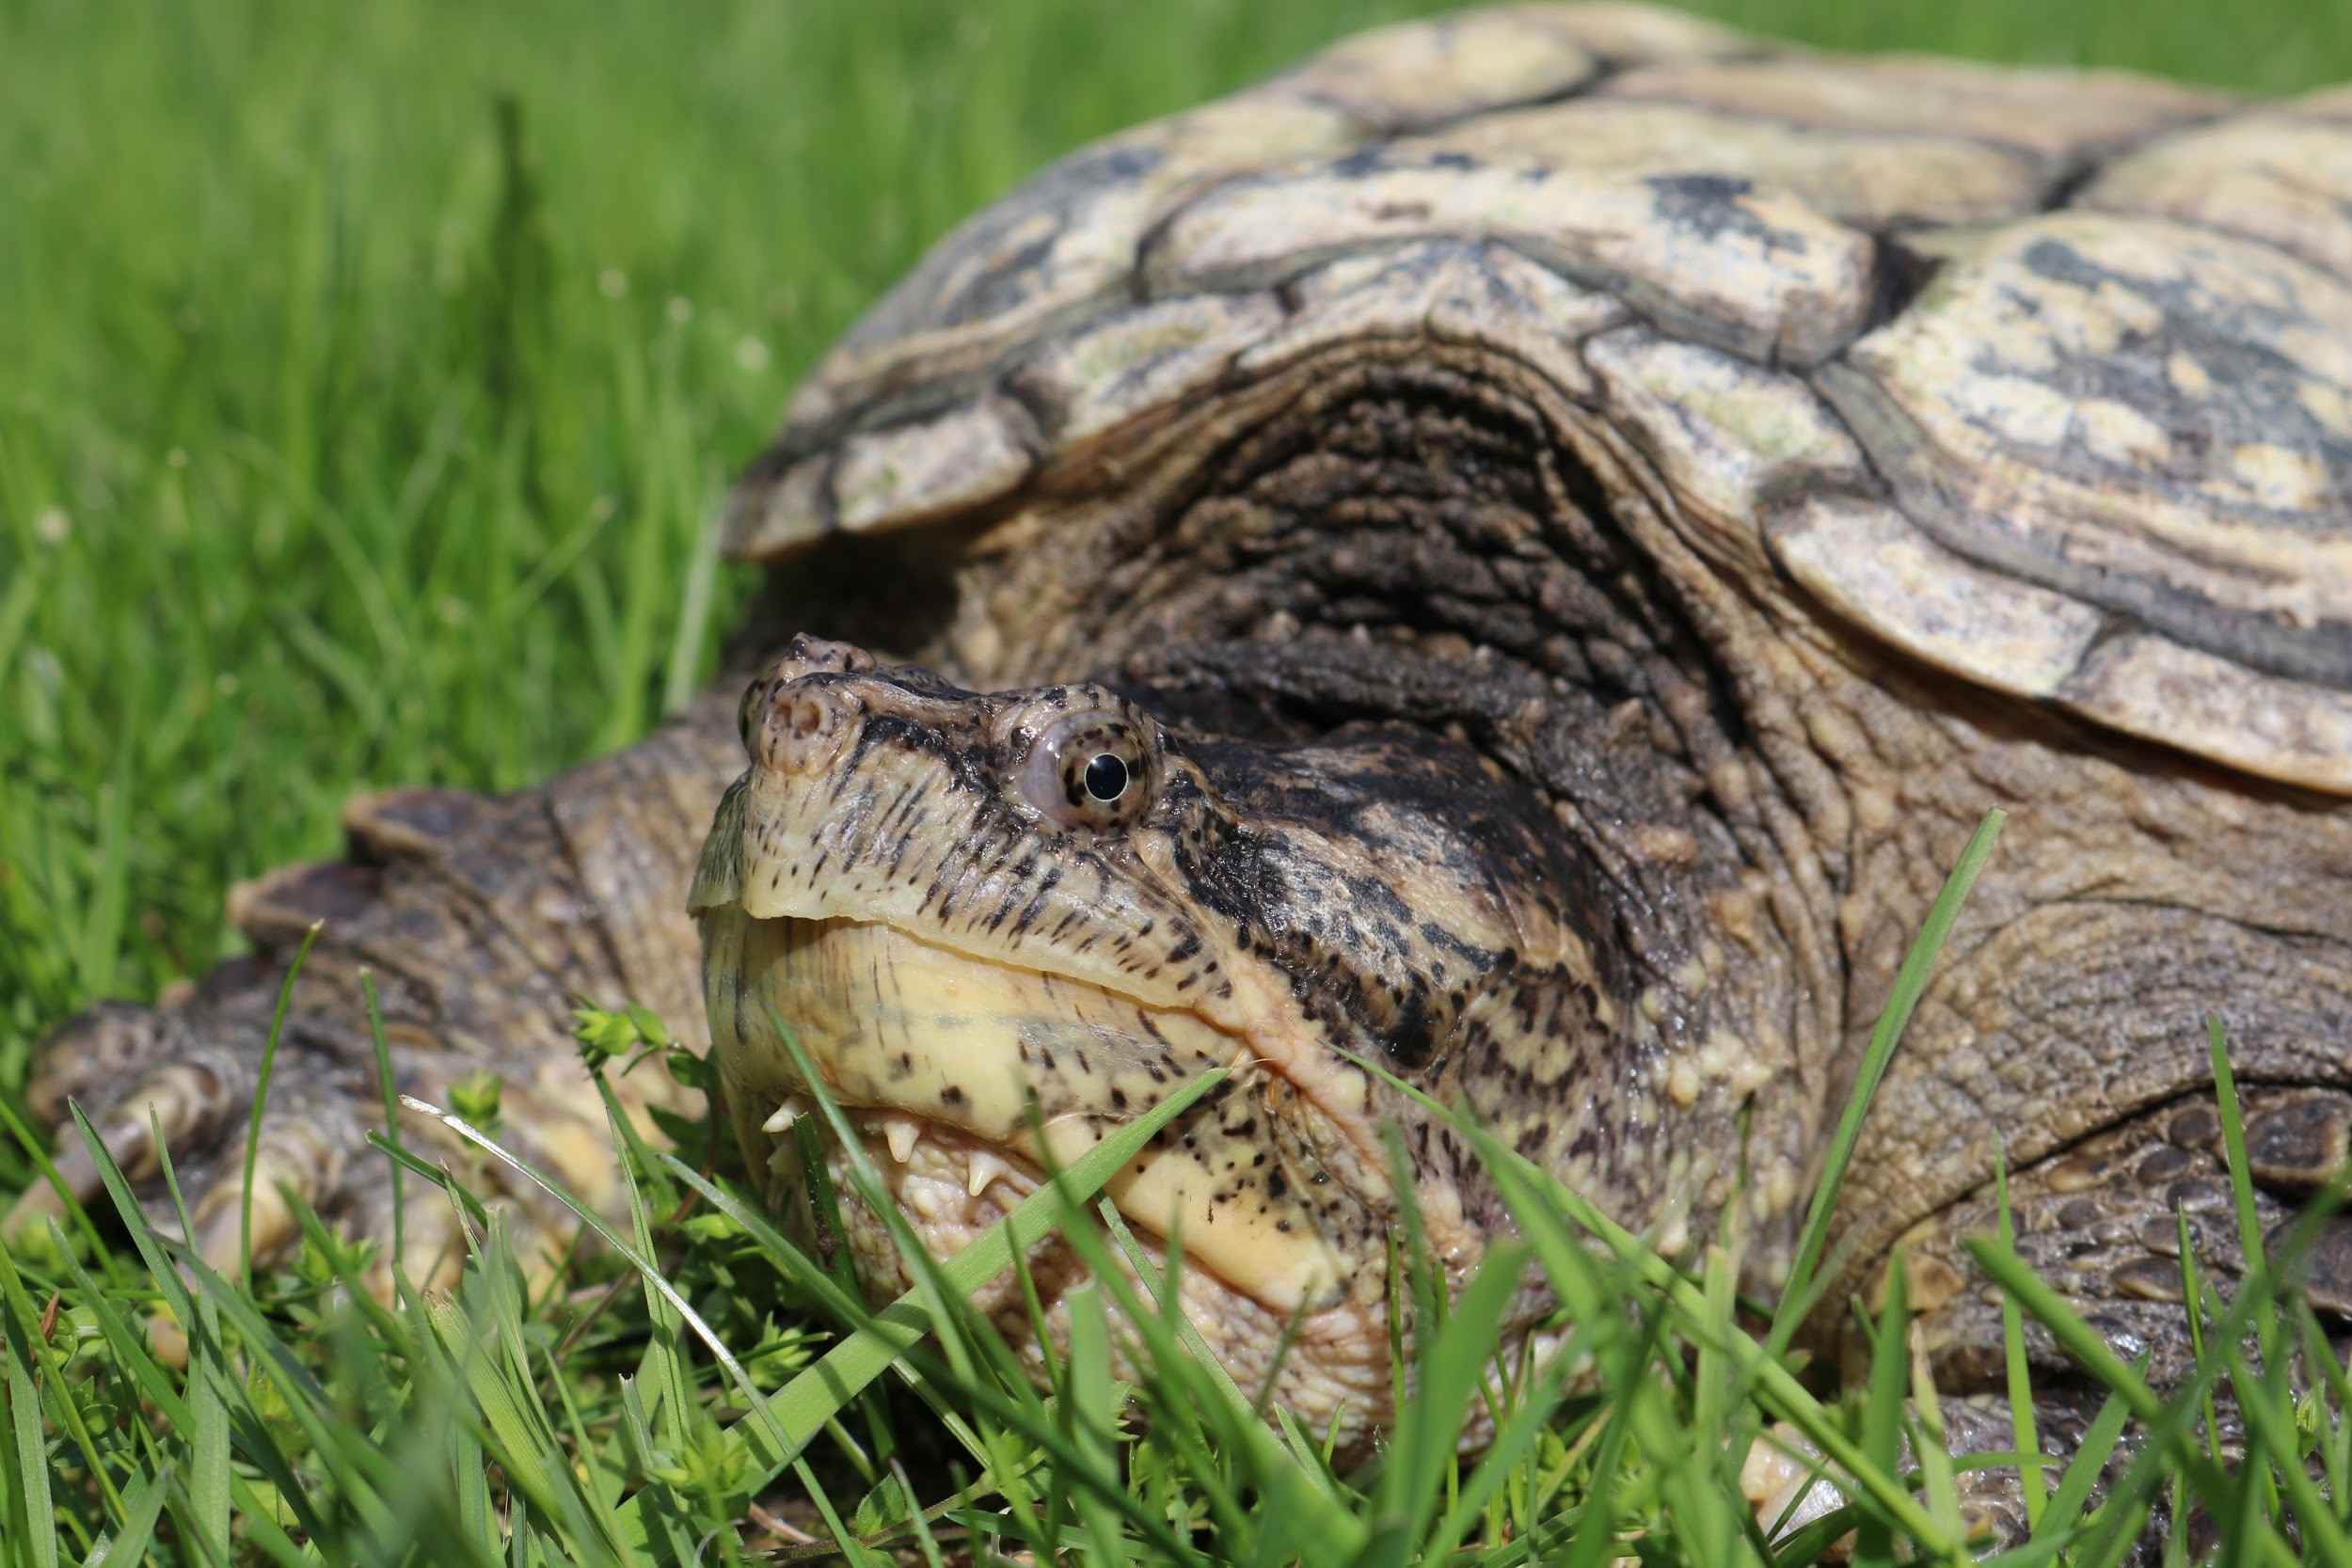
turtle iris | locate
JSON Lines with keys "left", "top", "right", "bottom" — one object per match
{"left": 1084, "top": 752, "right": 1129, "bottom": 802}
{"left": 1016, "top": 707, "right": 1156, "bottom": 830}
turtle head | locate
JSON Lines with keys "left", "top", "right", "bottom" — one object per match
{"left": 691, "top": 633, "right": 1634, "bottom": 1408}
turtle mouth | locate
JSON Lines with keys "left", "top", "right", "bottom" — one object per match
{"left": 755, "top": 1098, "right": 1044, "bottom": 1263}
{"left": 769, "top": 1101, "right": 1406, "bottom": 1446}
{"left": 699, "top": 905, "right": 1364, "bottom": 1314}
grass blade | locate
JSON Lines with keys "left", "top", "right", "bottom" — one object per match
{"left": 361, "top": 969, "right": 407, "bottom": 1270}
{"left": 1854, "top": 1252, "right": 1909, "bottom": 1568}
{"left": 0, "top": 1230, "right": 124, "bottom": 1526}
{"left": 1767, "top": 810, "right": 2005, "bottom": 1357}
{"left": 401, "top": 1091, "right": 793, "bottom": 1461}
{"left": 84, "top": 1461, "right": 170, "bottom": 1568}
{"left": 1059, "top": 1284, "right": 1130, "bottom": 1568}
{"left": 1375, "top": 1241, "right": 1531, "bottom": 1560}
{"left": 610, "top": 1062, "right": 1229, "bottom": 1560}
{"left": 4, "top": 1333, "right": 59, "bottom": 1568}
{"left": 239, "top": 918, "right": 322, "bottom": 1291}
{"left": 1093, "top": 1198, "right": 1351, "bottom": 1517}
{"left": 1965, "top": 1241, "right": 2236, "bottom": 1504}
{"left": 1992, "top": 1137, "right": 2046, "bottom": 1532}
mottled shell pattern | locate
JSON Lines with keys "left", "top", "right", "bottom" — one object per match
{"left": 726, "top": 3, "right": 2352, "bottom": 797}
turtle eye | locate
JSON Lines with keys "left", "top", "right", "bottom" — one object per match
{"left": 1083, "top": 752, "right": 1129, "bottom": 803}
{"left": 1019, "top": 711, "right": 1154, "bottom": 830}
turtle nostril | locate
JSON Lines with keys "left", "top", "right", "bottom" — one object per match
{"left": 787, "top": 695, "right": 832, "bottom": 741}
{"left": 745, "top": 640, "right": 883, "bottom": 759}
{"left": 758, "top": 680, "right": 861, "bottom": 774}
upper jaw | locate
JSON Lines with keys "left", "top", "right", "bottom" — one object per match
{"left": 690, "top": 669, "right": 1242, "bottom": 1026}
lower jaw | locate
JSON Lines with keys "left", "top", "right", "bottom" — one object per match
{"left": 707, "top": 907, "right": 1379, "bottom": 1308}
{"left": 755, "top": 1101, "right": 1035, "bottom": 1263}
{"left": 768, "top": 1108, "right": 1412, "bottom": 1448}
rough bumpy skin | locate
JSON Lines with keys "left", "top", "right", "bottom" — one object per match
{"left": 14, "top": 716, "right": 741, "bottom": 1288}
{"left": 17, "top": 0, "right": 2352, "bottom": 1538}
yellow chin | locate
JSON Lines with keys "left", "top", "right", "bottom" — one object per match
{"left": 699, "top": 904, "right": 1352, "bottom": 1311}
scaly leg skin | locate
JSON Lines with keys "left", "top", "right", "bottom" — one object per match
{"left": 1740, "top": 1392, "right": 2119, "bottom": 1553}
{"left": 1756, "top": 1090, "right": 2352, "bottom": 1560}
{"left": 7, "top": 704, "right": 740, "bottom": 1296}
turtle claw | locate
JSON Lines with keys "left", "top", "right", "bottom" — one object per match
{"left": 376, "top": 1197, "right": 468, "bottom": 1297}
{"left": 19, "top": 990, "right": 640, "bottom": 1300}
{"left": 128, "top": 1064, "right": 242, "bottom": 1164}
{"left": 1, "top": 1102, "right": 170, "bottom": 1240}
{"left": 190, "top": 1121, "right": 347, "bottom": 1276}
{"left": 19, "top": 1000, "right": 655, "bottom": 1304}
{"left": 24, "top": 992, "right": 246, "bottom": 1179}
{"left": 9, "top": 1001, "right": 251, "bottom": 1241}
{"left": 0, "top": 1155, "right": 81, "bottom": 1240}
{"left": 24, "top": 1000, "right": 183, "bottom": 1125}
{"left": 18, "top": 977, "right": 376, "bottom": 1279}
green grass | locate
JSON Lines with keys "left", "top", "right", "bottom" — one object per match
{"left": 10, "top": 814, "right": 2352, "bottom": 1566}
{"left": 8, "top": 0, "right": 2352, "bottom": 1562}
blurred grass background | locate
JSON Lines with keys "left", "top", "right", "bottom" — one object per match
{"left": 3, "top": 0, "right": 2350, "bottom": 1143}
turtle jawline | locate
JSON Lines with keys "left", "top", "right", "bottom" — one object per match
{"left": 716, "top": 907, "right": 1359, "bottom": 1312}
{"left": 790, "top": 1103, "right": 1382, "bottom": 1348}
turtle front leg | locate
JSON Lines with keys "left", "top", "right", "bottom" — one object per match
{"left": 1739, "top": 1390, "right": 2124, "bottom": 1556}
{"left": 1776, "top": 1090, "right": 2352, "bottom": 1557}
{"left": 8, "top": 708, "right": 740, "bottom": 1292}
{"left": 1897, "top": 1088, "right": 2352, "bottom": 1397}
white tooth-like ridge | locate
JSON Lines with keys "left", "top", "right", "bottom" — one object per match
{"left": 883, "top": 1117, "right": 920, "bottom": 1164}
{"left": 966, "top": 1149, "right": 1015, "bottom": 1197}
{"left": 760, "top": 1095, "right": 813, "bottom": 1133}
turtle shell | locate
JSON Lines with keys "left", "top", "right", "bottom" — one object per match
{"left": 726, "top": 4, "right": 2352, "bottom": 798}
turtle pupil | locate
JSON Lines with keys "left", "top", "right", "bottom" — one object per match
{"left": 1083, "top": 752, "right": 1129, "bottom": 803}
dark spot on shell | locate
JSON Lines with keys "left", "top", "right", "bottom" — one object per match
{"left": 2058, "top": 1197, "right": 2104, "bottom": 1229}
{"left": 2245, "top": 1097, "right": 2352, "bottom": 1192}
{"left": 2110, "top": 1257, "right": 2187, "bottom": 1304}
{"left": 2169, "top": 1105, "right": 2221, "bottom": 1148}
{"left": 2278, "top": 1216, "right": 2352, "bottom": 1316}
{"left": 2044, "top": 1156, "right": 2109, "bottom": 1194}
{"left": 2139, "top": 1213, "right": 2213, "bottom": 1259}
{"left": 2166, "top": 1179, "right": 2233, "bottom": 1213}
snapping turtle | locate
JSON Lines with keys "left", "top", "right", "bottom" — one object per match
{"left": 18, "top": 0, "right": 2352, "bottom": 1507}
